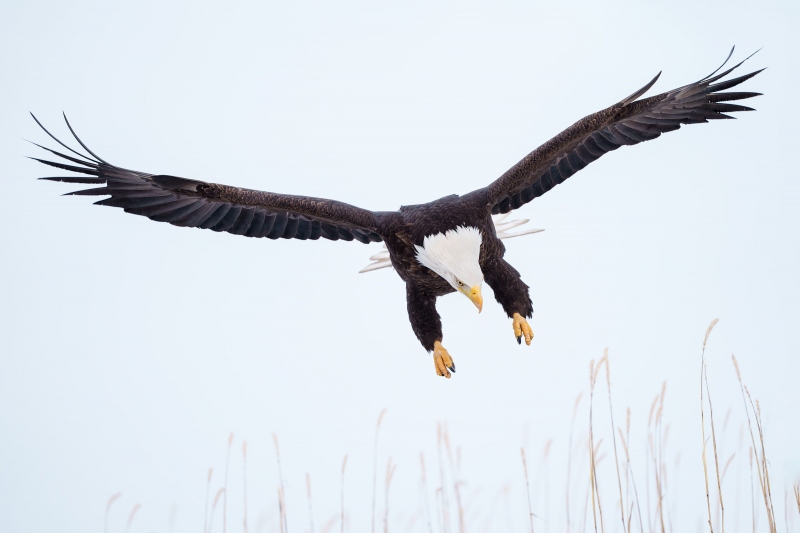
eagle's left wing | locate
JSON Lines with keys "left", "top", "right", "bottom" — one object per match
{"left": 477, "top": 49, "right": 763, "bottom": 215}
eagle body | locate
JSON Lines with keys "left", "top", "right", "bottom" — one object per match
{"left": 375, "top": 193, "right": 532, "bottom": 351}
{"left": 30, "top": 50, "right": 762, "bottom": 377}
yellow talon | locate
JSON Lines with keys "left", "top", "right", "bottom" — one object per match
{"left": 512, "top": 313, "right": 534, "bottom": 346}
{"left": 432, "top": 340, "right": 455, "bottom": 378}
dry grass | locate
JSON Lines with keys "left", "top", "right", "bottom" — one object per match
{"left": 588, "top": 353, "right": 608, "bottom": 533}
{"left": 700, "top": 318, "right": 719, "bottom": 533}
{"left": 125, "top": 503, "right": 141, "bottom": 533}
{"left": 373, "top": 408, "right": 388, "bottom": 533}
{"left": 224, "top": 432, "right": 233, "bottom": 533}
{"left": 340, "top": 454, "right": 348, "bottom": 533}
{"left": 272, "top": 434, "right": 288, "bottom": 533}
{"left": 307, "top": 473, "right": 315, "bottom": 533}
{"left": 384, "top": 458, "right": 397, "bottom": 533}
{"left": 243, "top": 441, "right": 249, "bottom": 533}
{"left": 603, "top": 353, "right": 625, "bottom": 533}
{"left": 106, "top": 322, "right": 794, "bottom": 533}
{"left": 208, "top": 488, "right": 225, "bottom": 533}
{"left": 104, "top": 492, "right": 122, "bottom": 533}
{"left": 733, "top": 355, "right": 778, "bottom": 533}
{"left": 521, "top": 447, "right": 534, "bottom": 533}
{"left": 442, "top": 427, "right": 465, "bottom": 533}
{"left": 794, "top": 484, "right": 800, "bottom": 517}
{"left": 567, "top": 392, "right": 583, "bottom": 533}
{"left": 420, "top": 453, "right": 433, "bottom": 533}
{"left": 204, "top": 468, "right": 213, "bottom": 533}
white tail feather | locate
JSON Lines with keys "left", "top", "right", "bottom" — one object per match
{"left": 359, "top": 244, "right": 392, "bottom": 273}
{"left": 358, "top": 215, "right": 544, "bottom": 274}
{"left": 497, "top": 227, "right": 544, "bottom": 239}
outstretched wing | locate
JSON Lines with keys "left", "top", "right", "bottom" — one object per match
{"left": 30, "top": 114, "right": 383, "bottom": 243}
{"left": 480, "top": 49, "right": 763, "bottom": 215}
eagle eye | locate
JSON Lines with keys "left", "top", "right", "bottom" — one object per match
{"left": 456, "top": 279, "right": 464, "bottom": 287}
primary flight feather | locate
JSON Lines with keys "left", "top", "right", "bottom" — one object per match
{"left": 31, "top": 50, "right": 762, "bottom": 378}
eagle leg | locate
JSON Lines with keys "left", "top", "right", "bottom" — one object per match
{"left": 482, "top": 258, "right": 534, "bottom": 346}
{"left": 432, "top": 341, "right": 456, "bottom": 379}
{"left": 513, "top": 313, "right": 534, "bottom": 346}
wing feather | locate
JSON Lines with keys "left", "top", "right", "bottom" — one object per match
{"left": 30, "top": 115, "right": 383, "bottom": 244}
{"left": 482, "top": 50, "right": 763, "bottom": 214}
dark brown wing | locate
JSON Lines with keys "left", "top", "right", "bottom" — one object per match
{"left": 481, "top": 49, "right": 764, "bottom": 214}
{"left": 30, "top": 114, "right": 382, "bottom": 243}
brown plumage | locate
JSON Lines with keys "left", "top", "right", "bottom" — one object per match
{"left": 31, "top": 49, "right": 762, "bottom": 377}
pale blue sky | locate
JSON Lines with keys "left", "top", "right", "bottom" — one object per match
{"left": 1, "top": 1, "right": 799, "bottom": 532}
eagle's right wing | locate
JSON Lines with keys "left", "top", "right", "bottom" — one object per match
{"left": 31, "top": 114, "right": 383, "bottom": 243}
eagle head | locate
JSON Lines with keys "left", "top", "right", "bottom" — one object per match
{"left": 414, "top": 226, "right": 484, "bottom": 312}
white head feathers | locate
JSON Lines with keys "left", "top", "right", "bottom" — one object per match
{"left": 415, "top": 226, "right": 484, "bottom": 290}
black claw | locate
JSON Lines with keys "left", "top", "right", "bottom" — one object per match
{"left": 517, "top": 336, "right": 522, "bottom": 345}
{"left": 449, "top": 363, "right": 456, "bottom": 373}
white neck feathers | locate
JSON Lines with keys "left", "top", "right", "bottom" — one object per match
{"left": 414, "top": 226, "right": 483, "bottom": 286}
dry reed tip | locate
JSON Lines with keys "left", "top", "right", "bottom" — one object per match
{"left": 731, "top": 354, "right": 742, "bottom": 381}
{"left": 106, "top": 492, "right": 122, "bottom": 511}
{"left": 342, "top": 454, "right": 348, "bottom": 474}
{"left": 648, "top": 394, "right": 659, "bottom": 427}
{"left": 272, "top": 433, "right": 280, "bottom": 454}
{"left": 242, "top": 440, "right": 247, "bottom": 459}
{"left": 703, "top": 318, "right": 719, "bottom": 350}
{"left": 794, "top": 484, "right": 800, "bottom": 513}
{"left": 227, "top": 433, "right": 234, "bottom": 448}
{"left": 376, "top": 408, "right": 387, "bottom": 429}
{"left": 212, "top": 488, "right": 225, "bottom": 509}
{"left": 207, "top": 468, "right": 213, "bottom": 483}
{"left": 126, "top": 504, "right": 141, "bottom": 531}
{"left": 617, "top": 428, "right": 628, "bottom": 455}
{"left": 386, "top": 457, "right": 396, "bottom": 484}
{"left": 572, "top": 392, "right": 584, "bottom": 416}
{"left": 626, "top": 407, "right": 630, "bottom": 434}
{"left": 597, "top": 350, "right": 608, "bottom": 371}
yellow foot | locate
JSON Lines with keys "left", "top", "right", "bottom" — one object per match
{"left": 432, "top": 340, "right": 456, "bottom": 378}
{"left": 512, "top": 313, "right": 534, "bottom": 346}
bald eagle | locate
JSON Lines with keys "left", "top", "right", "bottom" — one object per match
{"left": 31, "top": 50, "right": 761, "bottom": 378}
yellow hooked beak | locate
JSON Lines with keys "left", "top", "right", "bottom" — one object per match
{"left": 467, "top": 284, "right": 483, "bottom": 313}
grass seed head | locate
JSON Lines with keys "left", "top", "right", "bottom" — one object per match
{"left": 703, "top": 318, "right": 720, "bottom": 350}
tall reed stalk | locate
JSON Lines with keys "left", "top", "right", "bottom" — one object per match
{"left": 384, "top": 457, "right": 397, "bottom": 533}
{"left": 420, "top": 453, "right": 433, "bottom": 533}
{"left": 307, "top": 473, "right": 315, "bottom": 533}
{"left": 341, "top": 455, "right": 348, "bottom": 533}
{"left": 125, "top": 504, "right": 141, "bottom": 533}
{"left": 224, "top": 433, "right": 233, "bottom": 533}
{"left": 372, "top": 409, "right": 387, "bottom": 533}
{"left": 273, "top": 434, "right": 288, "bottom": 533}
{"left": 733, "top": 355, "right": 777, "bottom": 533}
{"left": 243, "top": 441, "right": 248, "bottom": 533}
{"left": 104, "top": 492, "right": 122, "bottom": 533}
{"left": 521, "top": 447, "right": 535, "bottom": 533}
{"left": 603, "top": 353, "right": 626, "bottom": 533}
{"left": 700, "top": 318, "right": 719, "bottom": 533}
